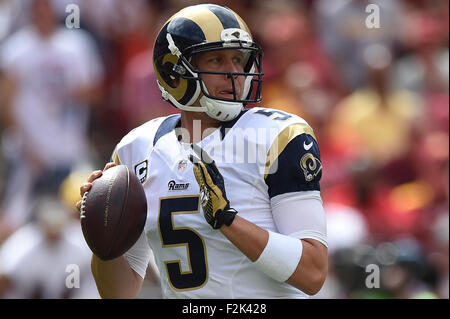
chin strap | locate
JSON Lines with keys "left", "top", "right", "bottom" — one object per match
{"left": 199, "top": 96, "right": 243, "bottom": 122}
{"left": 158, "top": 80, "right": 243, "bottom": 122}
{"left": 157, "top": 80, "right": 206, "bottom": 112}
{"left": 157, "top": 74, "right": 243, "bottom": 122}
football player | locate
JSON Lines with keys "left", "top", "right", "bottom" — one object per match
{"left": 77, "top": 4, "right": 327, "bottom": 298}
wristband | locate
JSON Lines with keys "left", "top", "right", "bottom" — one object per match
{"left": 253, "top": 230, "right": 303, "bottom": 282}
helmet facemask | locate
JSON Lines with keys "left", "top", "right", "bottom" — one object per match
{"left": 160, "top": 31, "right": 263, "bottom": 122}
{"left": 184, "top": 41, "right": 263, "bottom": 102}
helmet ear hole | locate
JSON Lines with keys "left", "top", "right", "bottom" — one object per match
{"left": 160, "top": 62, "right": 181, "bottom": 89}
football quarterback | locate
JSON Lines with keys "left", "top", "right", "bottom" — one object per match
{"left": 78, "top": 4, "right": 327, "bottom": 299}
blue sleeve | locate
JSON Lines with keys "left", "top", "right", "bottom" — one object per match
{"left": 264, "top": 133, "right": 322, "bottom": 198}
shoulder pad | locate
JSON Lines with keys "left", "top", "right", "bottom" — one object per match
{"left": 111, "top": 115, "right": 178, "bottom": 166}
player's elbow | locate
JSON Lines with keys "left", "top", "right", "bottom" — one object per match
{"left": 303, "top": 267, "right": 327, "bottom": 295}
{"left": 290, "top": 264, "right": 327, "bottom": 295}
{"left": 287, "top": 239, "right": 328, "bottom": 295}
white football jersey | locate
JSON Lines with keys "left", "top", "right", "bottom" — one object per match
{"left": 112, "top": 107, "right": 324, "bottom": 298}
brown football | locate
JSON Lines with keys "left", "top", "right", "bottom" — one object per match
{"left": 80, "top": 165, "right": 147, "bottom": 261}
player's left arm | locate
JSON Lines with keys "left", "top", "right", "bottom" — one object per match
{"left": 267, "top": 192, "right": 328, "bottom": 295}
{"left": 190, "top": 134, "right": 327, "bottom": 295}
{"left": 220, "top": 213, "right": 327, "bottom": 295}
{"left": 261, "top": 126, "right": 328, "bottom": 294}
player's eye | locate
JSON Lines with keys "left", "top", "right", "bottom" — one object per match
{"left": 208, "top": 56, "right": 221, "bottom": 63}
{"left": 232, "top": 56, "right": 243, "bottom": 64}
{"left": 232, "top": 54, "right": 245, "bottom": 69}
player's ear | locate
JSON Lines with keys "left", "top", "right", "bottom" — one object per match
{"left": 190, "top": 53, "right": 200, "bottom": 70}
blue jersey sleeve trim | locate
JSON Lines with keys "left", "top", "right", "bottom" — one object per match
{"left": 265, "top": 133, "right": 322, "bottom": 198}
{"left": 153, "top": 114, "right": 181, "bottom": 146}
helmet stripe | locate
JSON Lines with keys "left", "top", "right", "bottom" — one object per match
{"left": 206, "top": 5, "right": 241, "bottom": 30}
{"left": 168, "top": 17, "right": 206, "bottom": 42}
{"left": 172, "top": 5, "right": 223, "bottom": 42}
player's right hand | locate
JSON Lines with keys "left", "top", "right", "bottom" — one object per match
{"left": 75, "top": 162, "right": 117, "bottom": 212}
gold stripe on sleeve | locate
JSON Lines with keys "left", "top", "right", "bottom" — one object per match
{"left": 264, "top": 123, "right": 316, "bottom": 179}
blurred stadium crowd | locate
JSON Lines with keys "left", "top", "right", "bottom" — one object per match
{"left": 0, "top": 0, "right": 448, "bottom": 299}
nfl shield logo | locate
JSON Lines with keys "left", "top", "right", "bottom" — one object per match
{"left": 177, "top": 159, "right": 188, "bottom": 171}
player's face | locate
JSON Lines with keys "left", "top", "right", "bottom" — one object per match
{"left": 195, "top": 49, "right": 246, "bottom": 100}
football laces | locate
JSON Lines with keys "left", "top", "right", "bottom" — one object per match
{"left": 80, "top": 191, "right": 88, "bottom": 220}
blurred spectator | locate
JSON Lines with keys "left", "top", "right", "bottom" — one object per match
{"left": 326, "top": 43, "right": 424, "bottom": 168}
{"left": 392, "top": 0, "right": 449, "bottom": 95}
{"left": 314, "top": 0, "right": 403, "bottom": 93}
{"left": 80, "top": 0, "right": 171, "bottom": 156}
{"left": 0, "top": 0, "right": 103, "bottom": 238}
{"left": 119, "top": 1, "right": 180, "bottom": 133}
{"left": 0, "top": 0, "right": 13, "bottom": 42}
{"left": 377, "top": 238, "right": 439, "bottom": 299}
{"left": 0, "top": 0, "right": 29, "bottom": 42}
{"left": 255, "top": 3, "right": 341, "bottom": 131}
{"left": 0, "top": 195, "right": 99, "bottom": 298}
